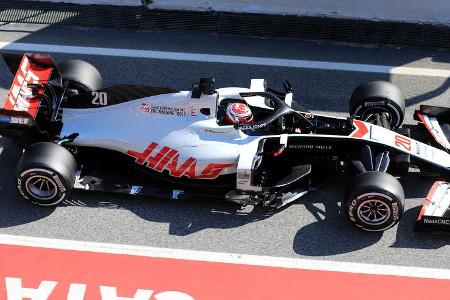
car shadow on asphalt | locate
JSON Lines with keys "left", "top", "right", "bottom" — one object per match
{"left": 292, "top": 177, "right": 383, "bottom": 256}
{"left": 130, "top": 198, "right": 275, "bottom": 236}
{"left": 392, "top": 175, "right": 450, "bottom": 249}
{"left": 0, "top": 137, "right": 56, "bottom": 228}
{"left": 392, "top": 205, "right": 450, "bottom": 249}
{"left": 64, "top": 189, "right": 277, "bottom": 237}
{"left": 293, "top": 174, "right": 450, "bottom": 256}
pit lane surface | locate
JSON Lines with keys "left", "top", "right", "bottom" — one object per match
{"left": 1, "top": 22, "right": 450, "bottom": 271}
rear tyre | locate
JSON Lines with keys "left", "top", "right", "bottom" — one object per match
{"left": 344, "top": 171, "right": 405, "bottom": 231}
{"left": 349, "top": 81, "right": 405, "bottom": 130}
{"left": 57, "top": 59, "right": 103, "bottom": 93}
{"left": 16, "top": 142, "right": 77, "bottom": 206}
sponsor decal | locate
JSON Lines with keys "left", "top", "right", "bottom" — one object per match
{"left": 415, "top": 143, "right": 425, "bottom": 156}
{"left": 237, "top": 173, "right": 250, "bottom": 184}
{"left": 140, "top": 103, "right": 151, "bottom": 113}
{"left": 127, "top": 142, "right": 234, "bottom": 179}
{"left": 413, "top": 141, "right": 448, "bottom": 164}
{"left": 238, "top": 123, "right": 267, "bottom": 131}
{"left": 140, "top": 104, "right": 199, "bottom": 117}
{"left": 414, "top": 142, "right": 435, "bottom": 161}
{"left": 237, "top": 173, "right": 250, "bottom": 180}
{"left": 0, "top": 116, "right": 32, "bottom": 126}
{"left": 0, "top": 116, "right": 11, "bottom": 123}
{"left": 4, "top": 55, "right": 53, "bottom": 118}
{"left": 238, "top": 179, "right": 249, "bottom": 185}
{"left": 52, "top": 175, "right": 66, "bottom": 193}
{"left": 204, "top": 128, "right": 235, "bottom": 135}
{"left": 10, "top": 117, "right": 31, "bottom": 126}
{"left": 423, "top": 218, "right": 450, "bottom": 225}
{"left": 289, "top": 144, "right": 333, "bottom": 151}
{"left": 16, "top": 178, "right": 29, "bottom": 200}
{"left": 153, "top": 105, "right": 186, "bottom": 116}
{"left": 130, "top": 186, "right": 143, "bottom": 195}
{"left": 349, "top": 198, "right": 358, "bottom": 222}
{"left": 392, "top": 202, "right": 399, "bottom": 220}
{"left": 172, "top": 190, "right": 184, "bottom": 199}
{"left": 364, "top": 101, "right": 385, "bottom": 107}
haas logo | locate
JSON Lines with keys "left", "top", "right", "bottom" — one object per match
{"left": 127, "top": 142, "right": 234, "bottom": 179}
{"left": 4, "top": 55, "right": 53, "bottom": 117}
{"left": 7, "top": 56, "right": 39, "bottom": 111}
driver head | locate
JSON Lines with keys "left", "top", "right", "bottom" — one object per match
{"left": 225, "top": 102, "right": 253, "bottom": 125}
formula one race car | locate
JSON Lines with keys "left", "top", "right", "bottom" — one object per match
{"left": 1, "top": 53, "right": 450, "bottom": 233}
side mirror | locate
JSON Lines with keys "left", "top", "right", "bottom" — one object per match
{"left": 191, "top": 77, "right": 215, "bottom": 98}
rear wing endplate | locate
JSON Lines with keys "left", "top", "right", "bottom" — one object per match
{"left": 2, "top": 52, "right": 58, "bottom": 118}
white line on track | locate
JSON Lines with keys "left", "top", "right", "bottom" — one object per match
{"left": 0, "top": 41, "right": 449, "bottom": 78}
{"left": 1, "top": 233, "right": 449, "bottom": 280}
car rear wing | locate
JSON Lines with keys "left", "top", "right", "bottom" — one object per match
{"left": 414, "top": 105, "right": 450, "bottom": 151}
{"left": 1, "top": 52, "right": 59, "bottom": 119}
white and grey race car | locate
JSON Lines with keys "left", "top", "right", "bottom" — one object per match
{"left": 1, "top": 52, "right": 450, "bottom": 233}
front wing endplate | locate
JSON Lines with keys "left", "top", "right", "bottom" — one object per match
{"left": 415, "top": 181, "right": 450, "bottom": 234}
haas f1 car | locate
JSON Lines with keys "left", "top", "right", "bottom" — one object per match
{"left": 1, "top": 53, "right": 450, "bottom": 233}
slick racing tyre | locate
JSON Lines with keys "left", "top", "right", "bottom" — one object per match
{"left": 344, "top": 171, "right": 405, "bottom": 231}
{"left": 57, "top": 59, "right": 103, "bottom": 93}
{"left": 16, "top": 143, "right": 77, "bottom": 206}
{"left": 349, "top": 81, "right": 405, "bottom": 130}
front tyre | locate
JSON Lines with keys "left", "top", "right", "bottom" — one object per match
{"left": 349, "top": 81, "right": 405, "bottom": 130}
{"left": 16, "top": 143, "right": 77, "bottom": 206}
{"left": 344, "top": 171, "right": 405, "bottom": 231}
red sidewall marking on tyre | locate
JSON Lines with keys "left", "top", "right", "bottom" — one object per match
{"left": 1, "top": 240, "right": 450, "bottom": 299}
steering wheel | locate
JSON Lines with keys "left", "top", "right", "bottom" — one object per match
{"left": 236, "top": 91, "right": 312, "bottom": 131}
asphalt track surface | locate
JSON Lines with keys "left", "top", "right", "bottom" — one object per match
{"left": 1, "top": 22, "right": 450, "bottom": 270}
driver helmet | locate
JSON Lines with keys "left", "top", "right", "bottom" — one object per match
{"left": 225, "top": 102, "right": 253, "bottom": 125}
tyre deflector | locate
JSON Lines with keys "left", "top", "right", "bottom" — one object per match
{"left": 269, "top": 164, "right": 311, "bottom": 188}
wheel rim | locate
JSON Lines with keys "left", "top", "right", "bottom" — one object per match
{"left": 357, "top": 196, "right": 392, "bottom": 226}
{"left": 25, "top": 175, "right": 58, "bottom": 201}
